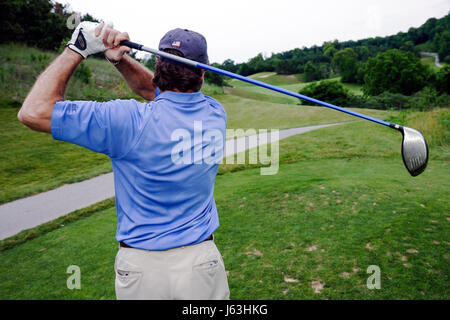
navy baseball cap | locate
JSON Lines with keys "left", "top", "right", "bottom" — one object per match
{"left": 159, "top": 28, "right": 209, "bottom": 64}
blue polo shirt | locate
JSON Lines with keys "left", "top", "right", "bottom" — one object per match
{"left": 51, "top": 91, "right": 227, "bottom": 250}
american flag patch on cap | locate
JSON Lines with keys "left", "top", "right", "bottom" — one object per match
{"left": 171, "top": 40, "right": 181, "bottom": 47}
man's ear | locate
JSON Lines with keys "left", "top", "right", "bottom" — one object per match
{"left": 201, "top": 70, "right": 206, "bottom": 86}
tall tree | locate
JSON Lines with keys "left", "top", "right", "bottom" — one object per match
{"left": 323, "top": 41, "right": 338, "bottom": 59}
{"left": 0, "top": 0, "right": 71, "bottom": 50}
{"left": 304, "top": 61, "right": 322, "bottom": 82}
{"left": 363, "top": 49, "right": 430, "bottom": 96}
{"left": 433, "top": 31, "right": 450, "bottom": 61}
{"left": 332, "top": 48, "right": 359, "bottom": 83}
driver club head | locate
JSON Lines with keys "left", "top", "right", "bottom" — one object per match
{"left": 400, "top": 126, "right": 429, "bottom": 177}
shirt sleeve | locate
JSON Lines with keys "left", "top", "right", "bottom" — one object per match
{"left": 51, "top": 99, "right": 149, "bottom": 158}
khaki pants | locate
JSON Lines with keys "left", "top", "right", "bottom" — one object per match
{"left": 114, "top": 237, "right": 230, "bottom": 300}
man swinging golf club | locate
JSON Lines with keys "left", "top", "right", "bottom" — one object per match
{"left": 18, "top": 21, "right": 230, "bottom": 300}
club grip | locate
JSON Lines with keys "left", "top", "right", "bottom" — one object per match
{"left": 120, "top": 40, "right": 143, "bottom": 50}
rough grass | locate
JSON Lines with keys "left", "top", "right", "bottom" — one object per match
{"left": 406, "top": 108, "right": 450, "bottom": 147}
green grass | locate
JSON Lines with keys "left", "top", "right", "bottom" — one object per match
{"left": 341, "top": 82, "right": 364, "bottom": 96}
{"left": 0, "top": 99, "right": 112, "bottom": 204}
{"left": 249, "top": 72, "right": 304, "bottom": 86}
{"left": 218, "top": 92, "right": 390, "bottom": 133}
{"left": 217, "top": 160, "right": 449, "bottom": 299}
{"left": 0, "top": 198, "right": 115, "bottom": 252}
{"left": 0, "top": 205, "right": 118, "bottom": 299}
{"left": 226, "top": 75, "right": 364, "bottom": 106}
{"left": 229, "top": 72, "right": 303, "bottom": 87}
{"left": 0, "top": 121, "right": 448, "bottom": 299}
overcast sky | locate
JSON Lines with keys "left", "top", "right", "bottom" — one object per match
{"left": 65, "top": 0, "right": 449, "bottom": 64}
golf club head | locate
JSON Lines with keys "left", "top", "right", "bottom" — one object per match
{"left": 400, "top": 126, "right": 429, "bottom": 177}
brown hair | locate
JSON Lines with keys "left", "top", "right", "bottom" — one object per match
{"left": 152, "top": 49, "right": 204, "bottom": 92}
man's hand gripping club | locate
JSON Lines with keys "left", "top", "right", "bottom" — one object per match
{"left": 67, "top": 21, "right": 132, "bottom": 62}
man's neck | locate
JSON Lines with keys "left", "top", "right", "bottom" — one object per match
{"left": 161, "top": 87, "right": 202, "bottom": 93}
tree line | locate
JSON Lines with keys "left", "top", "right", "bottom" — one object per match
{"left": 218, "top": 13, "right": 450, "bottom": 78}
{"left": 0, "top": 0, "right": 102, "bottom": 51}
{"left": 0, "top": 0, "right": 448, "bottom": 103}
{"left": 214, "top": 13, "right": 450, "bottom": 109}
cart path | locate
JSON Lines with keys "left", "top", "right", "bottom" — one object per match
{"left": 0, "top": 122, "right": 346, "bottom": 240}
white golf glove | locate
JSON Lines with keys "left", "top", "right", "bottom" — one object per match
{"left": 67, "top": 21, "right": 113, "bottom": 58}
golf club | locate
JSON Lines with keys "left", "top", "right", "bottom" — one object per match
{"left": 120, "top": 40, "right": 429, "bottom": 177}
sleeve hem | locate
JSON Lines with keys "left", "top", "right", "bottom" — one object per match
{"left": 51, "top": 101, "right": 65, "bottom": 140}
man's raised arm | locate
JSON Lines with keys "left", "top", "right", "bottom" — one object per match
{"left": 103, "top": 29, "right": 157, "bottom": 101}
{"left": 18, "top": 48, "right": 82, "bottom": 133}
{"left": 18, "top": 21, "right": 157, "bottom": 133}
{"left": 18, "top": 21, "right": 112, "bottom": 133}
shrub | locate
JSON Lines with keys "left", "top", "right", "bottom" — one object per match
{"left": 204, "top": 67, "right": 228, "bottom": 87}
{"left": 434, "top": 65, "right": 450, "bottom": 94}
{"left": 410, "top": 87, "right": 450, "bottom": 110}
{"left": 345, "top": 88, "right": 450, "bottom": 111}
{"left": 365, "top": 92, "right": 413, "bottom": 110}
{"left": 298, "top": 80, "right": 349, "bottom": 106}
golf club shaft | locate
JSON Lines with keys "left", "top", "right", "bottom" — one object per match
{"left": 121, "top": 40, "right": 396, "bottom": 129}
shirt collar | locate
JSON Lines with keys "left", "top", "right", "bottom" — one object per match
{"left": 154, "top": 90, "right": 206, "bottom": 104}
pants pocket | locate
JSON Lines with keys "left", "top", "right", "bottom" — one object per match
{"left": 114, "top": 249, "right": 143, "bottom": 290}
{"left": 193, "top": 259, "right": 219, "bottom": 276}
{"left": 116, "top": 269, "right": 142, "bottom": 288}
{"left": 187, "top": 243, "right": 229, "bottom": 299}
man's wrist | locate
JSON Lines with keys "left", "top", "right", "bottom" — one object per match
{"left": 105, "top": 55, "right": 122, "bottom": 66}
{"left": 63, "top": 47, "right": 84, "bottom": 63}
